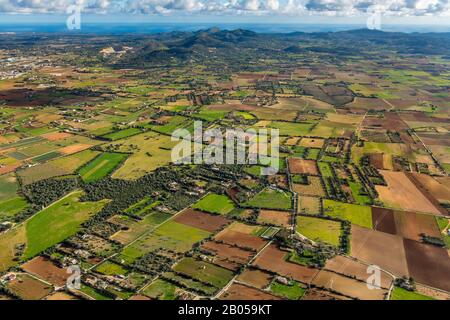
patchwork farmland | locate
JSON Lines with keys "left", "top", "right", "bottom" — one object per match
{"left": 0, "top": 28, "right": 449, "bottom": 302}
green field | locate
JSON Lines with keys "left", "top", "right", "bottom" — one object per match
{"left": 24, "top": 191, "right": 108, "bottom": 259}
{"left": 120, "top": 220, "right": 211, "bottom": 264}
{"left": 111, "top": 211, "right": 172, "bottom": 245}
{"left": 195, "top": 109, "right": 229, "bottom": 121}
{"left": 142, "top": 279, "right": 177, "bottom": 300}
{"left": 95, "top": 261, "right": 129, "bottom": 276}
{"left": 390, "top": 287, "right": 434, "bottom": 300}
{"left": 348, "top": 181, "right": 372, "bottom": 205}
{"left": 245, "top": 187, "right": 292, "bottom": 210}
{"left": 78, "top": 152, "right": 128, "bottom": 183}
{"left": 109, "top": 132, "right": 183, "bottom": 180}
{"left": 318, "top": 162, "right": 333, "bottom": 177}
{"left": 296, "top": 216, "right": 341, "bottom": 247}
{"left": 101, "top": 128, "right": 142, "bottom": 141}
{"left": 80, "top": 284, "right": 113, "bottom": 300}
{"left": 163, "top": 272, "right": 217, "bottom": 295}
{"left": 436, "top": 217, "right": 450, "bottom": 248}
{"left": 269, "top": 121, "right": 314, "bottom": 136}
{"left": 192, "top": 194, "right": 235, "bottom": 215}
{"left": 270, "top": 280, "right": 306, "bottom": 300}
{"left": 0, "top": 173, "right": 20, "bottom": 201}
{"left": 31, "top": 151, "right": 62, "bottom": 163}
{"left": 0, "top": 197, "right": 28, "bottom": 221}
{"left": 323, "top": 199, "right": 373, "bottom": 229}
{"left": 173, "top": 257, "right": 234, "bottom": 288}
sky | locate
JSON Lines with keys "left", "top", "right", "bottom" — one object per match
{"left": 0, "top": 0, "right": 449, "bottom": 25}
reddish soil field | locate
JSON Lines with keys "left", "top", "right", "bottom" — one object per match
{"left": 42, "top": 132, "right": 73, "bottom": 141}
{"left": 312, "top": 270, "right": 388, "bottom": 300}
{"left": 404, "top": 239, "right": 450, "bottom": 292}
{"left": 325, "top": 256, "right": 393, "bottom": 289}
{"left": 393, "top": 210, "right": 442, "bottom": 242}
{"left": 268, "top": 175, "right": 289, "bottom": 189}
{"left": 346, "top": 97, "right": 390, "bottom": 111}
{"left": 44, "top": 292, "right": 79, "bottom": 300}
{"left": 372, "top": 207, "right": 397, "bottom": 235}
{"left": 418, "top": 133, "right": 450, "bottom": 147}
{"left": 407, "top": 173, "right": 449, "bottom": 212}
{"left": 207, "top": 103, "right": 257, "bottom": 111}
{"left": 59, "top": 143, "right": 92, "bottom": 155}
{"left": 369, "top": 153, "right": 385, "bottom": 170}
{"left": 288, "top": 158, "right": 319, "bottom": 175}
{"left": 0, "top": 163, "right": 21, "bottom": 175}
{"left": 302, "top": 288, "right": 351, "bottom": 300}
{"left": 257, "top": 210, "right": 291, "bottom": 227}
{"left": 174, "top": 209, "right": 230, "bottom": 233}
{"left": 200, "top": 241, "right": 253, "bottom": 265}
{"left": 350, "top": 225, "right": 409, "bottom": 277}
{"left": 214, "top": 229, "right": 267, "bottom": 252}
{"left": 363, "top": 112, "right": 409, "bottom": 131}
{"left": 253, "top": 244, "right": 319, "bottom": 284}
{"left": 220, "top": 283, "right": 281, "bottom": 300}
{"left": 236, "top": 268, "right": 273, "bottom": 289}
{"left": 21, "top": 257, "right": 70, "bottom": 287}
{"left": 128, "top": 295, "right": 152, "bottom": 300}
{"left": 6, "top": 274, "right": 53, "bottom": 300}
{"left": 376, "top": 170, "right": 444, "bottom": 215}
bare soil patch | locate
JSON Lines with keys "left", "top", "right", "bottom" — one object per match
{"left": 257, "top": 210, "right": 291, "bottom": 227}
{"left": 220, "top": 283, "right": 281, "bottom": 300}
{"left": 376, "top": 170, "right": 443, "bottom": 215}
{"left": 324, "top": 255, "right": 393, "bottom": 289}
{"left": 350, "top": 225, "right": 409, "bottom": 277}
{"left": 174, "top": 209, "right": 230, "bottom": 233}
{"left": 253, "top": 244, "right": 319, "bottom": 284}
{"left": 312, "top": 270, "right": 388, "bottom": 300}
{"left": 237, "top": 268, "right": 274, "bottom": 289}
{"left": 288, "top": 158, "right": 319, "bottom": 175}
{"left": 404, "top": 239, "right": 450, "bottom": 292}
{"left": 21, "top": 256, "right": 69, "bottom": 287}
{"left": 214, "top": 227, "right": 267, "bottom": 252}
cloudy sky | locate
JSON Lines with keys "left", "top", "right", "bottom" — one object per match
{"left": 0, "top": 0, "right": 449, "bottom": 23}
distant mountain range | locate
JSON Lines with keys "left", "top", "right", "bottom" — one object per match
{"left": 117, "top": 28, "right": 450, "bottom": 67}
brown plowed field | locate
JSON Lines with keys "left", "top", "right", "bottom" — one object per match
{"left": 411, "top": 173, "right": 450, "bottom": 203}
{"left": 312, "top": 270, "right": 388, "bottom": 300}
{"left": 376, "top": 170, "right": 443, "bottom": 215}
{"left": 59, "top": 143, "right": 92, "bottom": 155}
{"left": 288, "top": 158, "right": 319, "bottom": 175}
{"left": 44, "top": 292, "right": 79, "bottom": 300}
{"left": 302, "top": 288, "right": 351, "bottom": 300}
{"left": 372, "top": 208, "right": 442, "bottom": 241}
{"left": 214, "top": 230, "right": 267, "bottom": 252}
{"left": 404, "top": 239, "right": 450, "bottom": 292}
{"left": 257, "top": 210, "right": 291, "bottom": 227}
{"left": 174, "top": 209, "right": 230, "bottom": 232}
{"left": 237, "top": 268, "right": 273, "bottom": 289}
{"left": 21, "top": 256, "right": 70, "bottom": 287}
{"left": 253, "top": 244, "right": 319, "bottom": 284}
{"left": 350, "top": 225, "right": 409, "bottom": 277}
{"left": 324, "top": 256, "right": 393, "bottom": 289}
{"left": 201, "top": 241, "right": 253, "bottom": 265}
{"left": 372, "top": 207, "right": 397, "bottom": 235}
{"left": 220, "top": 283, "right": 281, "bottom": 300}
{"left": 6, "top": 274, "right": 53, "bottom": 300}
{"left": 42, "top": 132, "right": 73, "bottom": 141}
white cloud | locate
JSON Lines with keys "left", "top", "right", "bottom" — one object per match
{"left": 0, "top": 0, "right": 448, "bottom": 16}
